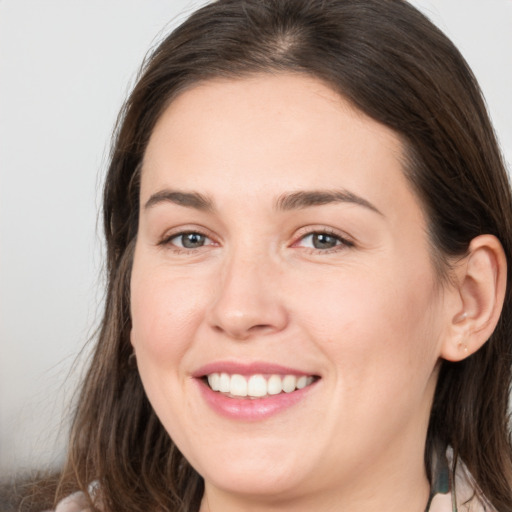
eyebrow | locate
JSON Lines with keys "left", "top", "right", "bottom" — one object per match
{"left": 143, "top": 187, "right": 382, "bottom": 216}
{"left": 274, "top": 189, "right": 383, "bottom": 215}
{"left": 144, "top": 189, "right": 214, "bottom": 211}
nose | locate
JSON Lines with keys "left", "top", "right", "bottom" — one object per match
{"left": 206, "top": 249, "right": 289, "bottom": 340}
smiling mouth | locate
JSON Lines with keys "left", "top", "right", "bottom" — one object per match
{"left": 204, "top": 373, "right": 318, "bottom": 399}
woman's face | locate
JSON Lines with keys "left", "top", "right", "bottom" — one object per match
{"left": 131, "top": 74, "right": 451, "bottom": 506}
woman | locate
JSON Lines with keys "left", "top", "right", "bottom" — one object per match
{"left": 49, "top": 0, "right": 512, "bottom": 510}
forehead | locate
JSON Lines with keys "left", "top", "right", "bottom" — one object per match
{"left": 141, "top": 73, "right": 416, "bottom": 219}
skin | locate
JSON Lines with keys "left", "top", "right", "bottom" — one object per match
{"left": 130, "top": 73, "right": 482, "bottom": 511}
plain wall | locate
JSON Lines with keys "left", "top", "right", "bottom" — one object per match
{"left": 1, "top": 0, "right": 511, "bottom": 476}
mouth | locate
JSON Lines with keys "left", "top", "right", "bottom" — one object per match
{"left": 203, "top": 372, "right": 319, "bottom": 399}
{"left": 194, "top": 363, "right": 320, "bottom": 420}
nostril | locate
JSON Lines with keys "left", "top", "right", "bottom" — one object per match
{"left": 248, "top": 324, "right": 275, "bottom": 333}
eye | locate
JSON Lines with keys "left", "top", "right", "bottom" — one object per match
{"left": 295, "top": 231, "right": 353, "bottom": 251}
{"left": 167, "top": 232, "right": 212, "bottom": 249}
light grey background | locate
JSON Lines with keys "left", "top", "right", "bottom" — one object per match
{"left": 1, "top": 0, "right": 511, "bottom": 477}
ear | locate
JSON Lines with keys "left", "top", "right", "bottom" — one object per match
{"left": 441, "top": 235, "right": 507, "bottom": 362}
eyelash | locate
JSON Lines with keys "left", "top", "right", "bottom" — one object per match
{"left": 158, "top": 228, "right": 355, "bottom": 254}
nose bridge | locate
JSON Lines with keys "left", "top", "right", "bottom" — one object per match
{"left": 207, "top": 240, "right": 287, "bottom": 339}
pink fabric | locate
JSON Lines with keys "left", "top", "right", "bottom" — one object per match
{"left": 429, "top": 492, "right": 454, "bottom": 512}
{"left": 51, "top": 491, "right": 91, "bottom": 512}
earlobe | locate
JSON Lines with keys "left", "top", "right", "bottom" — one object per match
{"left": 441, "top": 235, "right": 507, "bottom": 362}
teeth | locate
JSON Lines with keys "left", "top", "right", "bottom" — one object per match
{"left": 247, "top": 375, "right": 267, "bottom": 397}
{"left": 230, "top": 374, "right": 248, "bottom": 397}
{"left": 282, "top": 375, "right": 296, "bottom": 393}
{"left": 296, "top": 375, "right": 308, "bottom": 389}
{"left": 206, "top": 372, "right": 314, "bottom": 398}
{"left": 219, "top": 372, "right": 231, "bottom": 393}
{"left": 267, "top": 374, "right": 283, "bottom": 395}
{"left": 208, "top": 373, "right": 220, "bottom": 391}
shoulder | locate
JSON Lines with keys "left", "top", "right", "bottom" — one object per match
{"left": 428, "top": 447, "right": 497, "bottom": 512}
{"left": 451, "top": 457, "right": 496, "bottom": 512}
{"left": 427, "top": 447, "right": 496, "bottom": 512}
{"left": 44, "top": 491, "right": 91, "bottom": 512}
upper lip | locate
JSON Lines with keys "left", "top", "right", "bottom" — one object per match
{"left": 192, "top": 361, "right": 317, "bottom": 378}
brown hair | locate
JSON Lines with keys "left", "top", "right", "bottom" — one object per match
{"left": 56, "top": 1, "right": 512, "bottom": 510}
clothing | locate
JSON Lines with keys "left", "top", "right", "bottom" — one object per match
{"left": 43, "top": 491, "right": 91, "bottom": 512}
{"left": 427, "top": 447, "right": 495, "bottom": 511}
{"left": 48, "top": 449, "right": 495, "bottom": 512}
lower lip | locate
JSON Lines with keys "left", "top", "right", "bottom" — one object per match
{"left": 196, "top": 379, "right": 318, "bottom": 421}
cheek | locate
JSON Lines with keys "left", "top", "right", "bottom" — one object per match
{"left": 130, "top": 261, "right": 207, "bottom": 365}
{"left": 129, "top": 258, "right": 210, "bottom": 439}
{"left": 295, "top": 258, "right": 442, "bottom": 380}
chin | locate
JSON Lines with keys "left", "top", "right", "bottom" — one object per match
{"left": 188, "top": 439, "right": 313, "bottom": 498}
{"left": 203, "top": 463, "right": 307, "bottom": 499}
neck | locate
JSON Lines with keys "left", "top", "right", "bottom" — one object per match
{"left": 200, "top": 452, "right": 431, "bottom": 512}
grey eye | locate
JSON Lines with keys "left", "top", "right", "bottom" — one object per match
{"left": 174, "top": 232, "right": 208, "bottom": 249}
{"left": 312, "top": 233, "right": 339, "bottom": 249}
{"left": 307, "top": 233, "right": 341, "bottom": 249}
